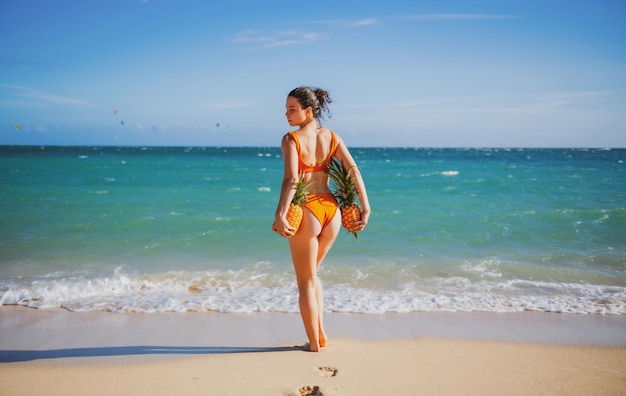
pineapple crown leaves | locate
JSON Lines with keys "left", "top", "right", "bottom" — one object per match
{"left": 291, "top": 173, "right": 312, "bottom": 206}
{"left": 326, "top": 158, "right": 358, "bottom": 206}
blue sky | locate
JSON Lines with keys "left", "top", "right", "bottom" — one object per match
{"left": 1, "top": 0, "right": 625, "bottom": 147}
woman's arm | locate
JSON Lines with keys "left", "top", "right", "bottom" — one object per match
{"left": 334, "top": 136, "right": 371, "bottom": 229}
{"left": 273, "top": 133, "right": 300, "bottom": 236}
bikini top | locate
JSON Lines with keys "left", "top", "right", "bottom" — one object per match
{"left": 288, "top": 131, "right": 338, "bottom": 173}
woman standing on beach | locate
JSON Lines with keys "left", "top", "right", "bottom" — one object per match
{"left": 272, "top": 86, "right": 370, "bottom": 352}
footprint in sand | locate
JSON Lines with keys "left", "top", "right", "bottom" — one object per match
{"left": 299, "top": 385, "right": 321, "bottom": 396}
{"left": 317, "top": 366, "right": 338, "bottom": 377}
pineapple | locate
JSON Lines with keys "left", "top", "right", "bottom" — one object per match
{"left": 286, "top": 174, "right": 310, "bottom": 232}
{"left": 327, "top": 158, "right": 361, "bottom": 238}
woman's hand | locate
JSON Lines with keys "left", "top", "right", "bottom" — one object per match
{"left": 272, "top": 217, "right": 296, "bottom": 238}
{"left": 355, "top": 210, "right": 370, "bottom": 232}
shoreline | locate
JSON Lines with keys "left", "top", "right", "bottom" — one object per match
{"left": 1, "top": 307, "right": 625, "bottom": 395}
{"left": 2, "top": 306, "right": 625, "bottom": 352}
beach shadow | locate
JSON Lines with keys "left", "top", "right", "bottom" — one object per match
{"left": 0, "top": 345, "right": 301, "bottom": 363}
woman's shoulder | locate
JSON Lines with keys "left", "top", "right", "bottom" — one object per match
{"left": 281, "top": 131, "right": 299, "bottom": 150}
{"left": 319, "top": 128, "right": 344, "bottom": 146}
{"left": 282, "top": 130, "right": 298, "bottom": 139}
{"left": 317, "top": 127, "right": 338, "bottom": 140}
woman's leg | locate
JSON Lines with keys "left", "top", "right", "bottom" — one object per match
{"left": 314, "top": 212, "right": 341, "bottom": 347}
{"left": 316, "top": 212, "right": 341, "bottom": 269}
{"left": 289, "top": 210, "right": 323, "bottom": 351}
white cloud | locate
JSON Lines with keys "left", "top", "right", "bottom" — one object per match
{"left": 300, "top": 14, "right": 514, "bottom": 28}
{"left": 233, "top": 30, "right": 329, "bottom": 50}
{"left": 399, "top": 14, "right": 517, "bottom": 21}
{"left": 379, "top": 90, "right": 620, "bottom": 116}
{"left": 290, "top": 17, "right": 381, "bottom": 29}
{"left": 350, "top": 18, "right": 380, "bottom": 27}
{"left": 202, "top": 101, "right": 256, "bottom": 111}
{"left": 535, "top": 89, "right": 624, "bottom": 102}
{"left": 0, "top": 83, "right": 91, "bottom": 107}
{"left": 233, "top": 12, "right": 510, "bottom": 50}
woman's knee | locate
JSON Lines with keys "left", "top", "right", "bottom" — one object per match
{"left": 296, "top": 276, "right": 316, "bottom": 292}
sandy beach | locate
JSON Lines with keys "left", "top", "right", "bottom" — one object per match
{"left": 1, "top": 306, "right": 625, "bottom": 395}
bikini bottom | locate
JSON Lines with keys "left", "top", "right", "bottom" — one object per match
{"left": 302, "top": 193, "right": 338, "bottom": 229}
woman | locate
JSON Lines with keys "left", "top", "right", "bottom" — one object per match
{"left": 272, "top": 86, "right": 370, "bottom": 352}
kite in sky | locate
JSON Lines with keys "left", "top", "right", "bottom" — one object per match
{"left": 113, "top": 109, "right": 118, "bottom": 115}
{"left": 15, "top": 123, "right": 20, "bottom": 131}
{"left": 120, "top": 120, "right": 125, "bottom": 126}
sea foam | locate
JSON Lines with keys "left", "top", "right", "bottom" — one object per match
{"left": 1, "top": 267, "right": 624, "bottom": 315}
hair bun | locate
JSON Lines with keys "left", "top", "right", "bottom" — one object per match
{"left": 288, "top": 86, "right": 333, "bottom": 123}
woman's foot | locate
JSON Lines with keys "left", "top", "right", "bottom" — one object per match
{"left": 319, "top": 337, "right": 328, "bottom": 348}
{"left": 319, "top": 330, "right": 328, "bottom": 348}
{"left": 301, "top": 342, "right": 321, "bottom": 352}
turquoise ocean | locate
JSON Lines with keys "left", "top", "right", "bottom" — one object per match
{"left": 1, "top": 146, "right": 624, "bottom": 315}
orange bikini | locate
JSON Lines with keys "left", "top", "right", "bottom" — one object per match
{"left": 288, "top": 131, "right": 339, "bottom": 229}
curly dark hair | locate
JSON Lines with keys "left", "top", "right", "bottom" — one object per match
{"left": 287, "top": 86, "right": 332, "bottom": 123}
